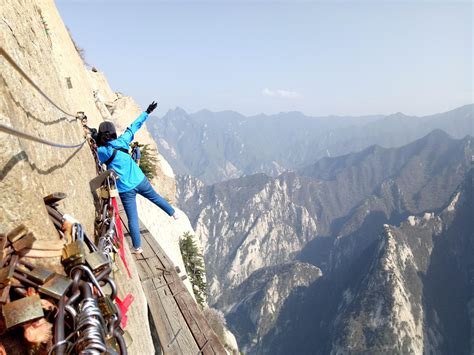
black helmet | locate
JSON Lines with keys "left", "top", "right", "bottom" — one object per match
{"left": 97, "top": 121, "right": 117, "bottom": 146}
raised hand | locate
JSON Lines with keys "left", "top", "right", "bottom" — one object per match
{"left": 146, "top": 101, "right": 158, "bottom": 114}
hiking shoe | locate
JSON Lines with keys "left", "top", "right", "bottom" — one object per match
{"left": 132, "top": 247, "right": 143, "bottom": 254}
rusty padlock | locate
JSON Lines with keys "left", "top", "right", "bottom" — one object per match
{"left": 0, "top": 233, "right": 8, "bottom": 267}
{"left": 98, "top": 296, "right": 118, "bottom": 318}
{"left": 6, "top": 224, "right": 28, "bottom": 244}
{"left": 12, "top": 232, "right": 36, "bottom": 253}
{"left": 15, "top": 263, "right": 55, "bottom": 285}
{"left": 0, "top": 284, "right": 11, "bottom": 304}
{"left": 0, "top": 255, "right": 18, "bottom": 287}
{"left": 2, "top": 295, "right": 44, "bottom": 329}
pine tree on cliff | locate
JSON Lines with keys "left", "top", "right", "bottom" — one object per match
{"left": 137, "top": 144, "right": 158, "bottom": 180}
{"left": 179, "top": 232, "right": 207, "bottom": 306}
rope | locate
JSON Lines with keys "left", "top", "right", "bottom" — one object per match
{"left": 0, "top": 47, "right": 77, "bottom": 118}
{"left": 0, "top": 120, "right": 86, "bottom": 149}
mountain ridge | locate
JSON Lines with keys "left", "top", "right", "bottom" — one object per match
{"left": 176, "top": 130, "right": 473, "bottom": 353}
{"left": 150, "top": 104, "right": 473, "bottom": 183}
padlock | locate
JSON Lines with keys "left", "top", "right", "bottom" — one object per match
{"left": 15, "top": 264, "right": 55, "bottom": 285}
{"left": 109, "top": 187, "right": 119, "bottom": 198}
{"left": 86, "top": 251, "right": 109, "bottom": 273}
{"left": 0, "top": 234, "right": 8, "bottom": 267}
{"left": 12, "top": 232, "right": 36, "bottom": 252}
{"left": 98, "top": 296, "right": 118, "bottom": 318}
{"left": 122, "top": 330, "right": 133, "bottom": 348}
{"left": 0, "top": 255, "right": 18, "bottom": 286}
{"left": 6, "top": 224, "right": 28, "bottom": 243}
{"left": 43, "top": 192, "right": 67, "bottom": 206}
{"left": 0, "top": 265, "right": 15, "bottom": 287}
{"left": 61, "top": 240, "right": 87, "bottom": 270}
{"left": 105, "top": 335, "right": 120, "bottom": 355}
{"left": 0, "top": 284, "right": 11, "bottom": 304}
{"left": 38, "top": 273, "right": 72, "bottom": 300}
{"left": 2, "top": 295, "right": 44, "bottom": 329}
{"left": 98, "top": 187, "right": 110, "bottom": 199}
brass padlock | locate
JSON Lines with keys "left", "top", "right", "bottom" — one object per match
{"left": 122, "top": 330, "right": 133, "bottom": 348}
{"left": 98, "top": 186, "right": 110, "bottom": 199}
{"left": 2, "top": 295, "right": 44, "bottom": 329}
{"left": 98, "top": 296, "right": 118, "bottom": 318}
{"left": 38, "top": 273, "right": 73, "bottom": 300}
{"left": 105, "top": 335, "right": 120, "bottom": 355}
{"left": 86, "top": 251, "right": 109, "bottom": 273}
{"left": 62, "top": 240, "right": 87, "bottom": 270}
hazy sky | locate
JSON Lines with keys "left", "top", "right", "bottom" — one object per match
{"left": 56, "top": 0, "right": 472, "bottom": 117}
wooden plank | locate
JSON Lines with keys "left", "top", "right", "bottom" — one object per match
{"left": 142, "top": 279, "right": 182, "bottom": 355}
{"left": 135, "top": 259, "right": 154, "bottom": 281}
{"left": 174, "top": 294, "right": 208, "bottom": 349}
{"left": 118, "top": 202, "right": 226, "bottom": 354}
{"left": 139, "top": 234, "right": 156, "bottom": 259}
{"left": 166, "top": 273, "right": 225, "bottom": 354}
{"left": 149, "top": 238, "right": 226, "bottom": 354}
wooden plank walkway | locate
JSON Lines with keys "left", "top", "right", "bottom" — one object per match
{"left": 118, "top": 204, "right": 226, "bottom": 355}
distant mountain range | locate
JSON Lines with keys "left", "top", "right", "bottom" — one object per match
{"left": 149, "top": 104, "right": 473, "bottom": 184}
{"left": 176, "top": 130, "right": 473, "bottom": 354}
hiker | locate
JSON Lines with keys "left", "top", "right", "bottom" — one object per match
{"left": 131, "top": 142, "right": 141, "bottom": 165}
{"left": 96, "top": 101, "right": 177, "bottom": 254}
{"left": 81, "top": 114, "right": 98, "bottom": 141}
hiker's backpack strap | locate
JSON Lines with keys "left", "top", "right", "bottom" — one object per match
{"left": 103, "top": 147, "right": 130, "bottom": 166}
{"left": 104, "top": 149, "right": 118, "bottom": 166}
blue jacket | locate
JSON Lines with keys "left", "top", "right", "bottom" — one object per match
{"left": 132, "top": 146, "right": 141, "bottom": 162}
{"left": 98, "top": 112, "right": 148, "bottom": 193}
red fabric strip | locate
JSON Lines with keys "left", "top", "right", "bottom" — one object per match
{"left": 112, "top": 196, "right": 132, "bottom": 278}
{"left": 115, "top": 293, "right": 135, "bottom": 329}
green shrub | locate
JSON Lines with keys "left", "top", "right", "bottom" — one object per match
{"left": 179, "top": 232, "right": 207, "bottom": 306}
{"left": 137, "top": 144, "right": 158, "bottom": 180}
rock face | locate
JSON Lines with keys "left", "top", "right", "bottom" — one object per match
{"left": 177, "top": 131, "right": 473, "bottom": 353}
{"left": 215, "top": 262, "right": 322, "bottom": 354}
{"left": 0, "top": 1, "right": 193, "bottom": 353}
{"left": 151, "top": 105, "right": 473, "bottom": 184}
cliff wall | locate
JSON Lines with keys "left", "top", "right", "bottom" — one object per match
{"left": 0, "top": 0, "right": 185, "bottom": 352}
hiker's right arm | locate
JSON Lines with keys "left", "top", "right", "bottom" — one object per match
{"left": 119, "top": 101, "right": 158, "bottom": 144}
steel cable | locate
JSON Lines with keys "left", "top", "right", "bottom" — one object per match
{"left": 0, "top": 47, "right": 77, "bottom": 117}
{"left": 0, "top": 120, "right": 86, "bottom": 149}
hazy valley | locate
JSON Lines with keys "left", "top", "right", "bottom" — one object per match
{"left": 165, "top": 105, "right": 473, "bottom": 354}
